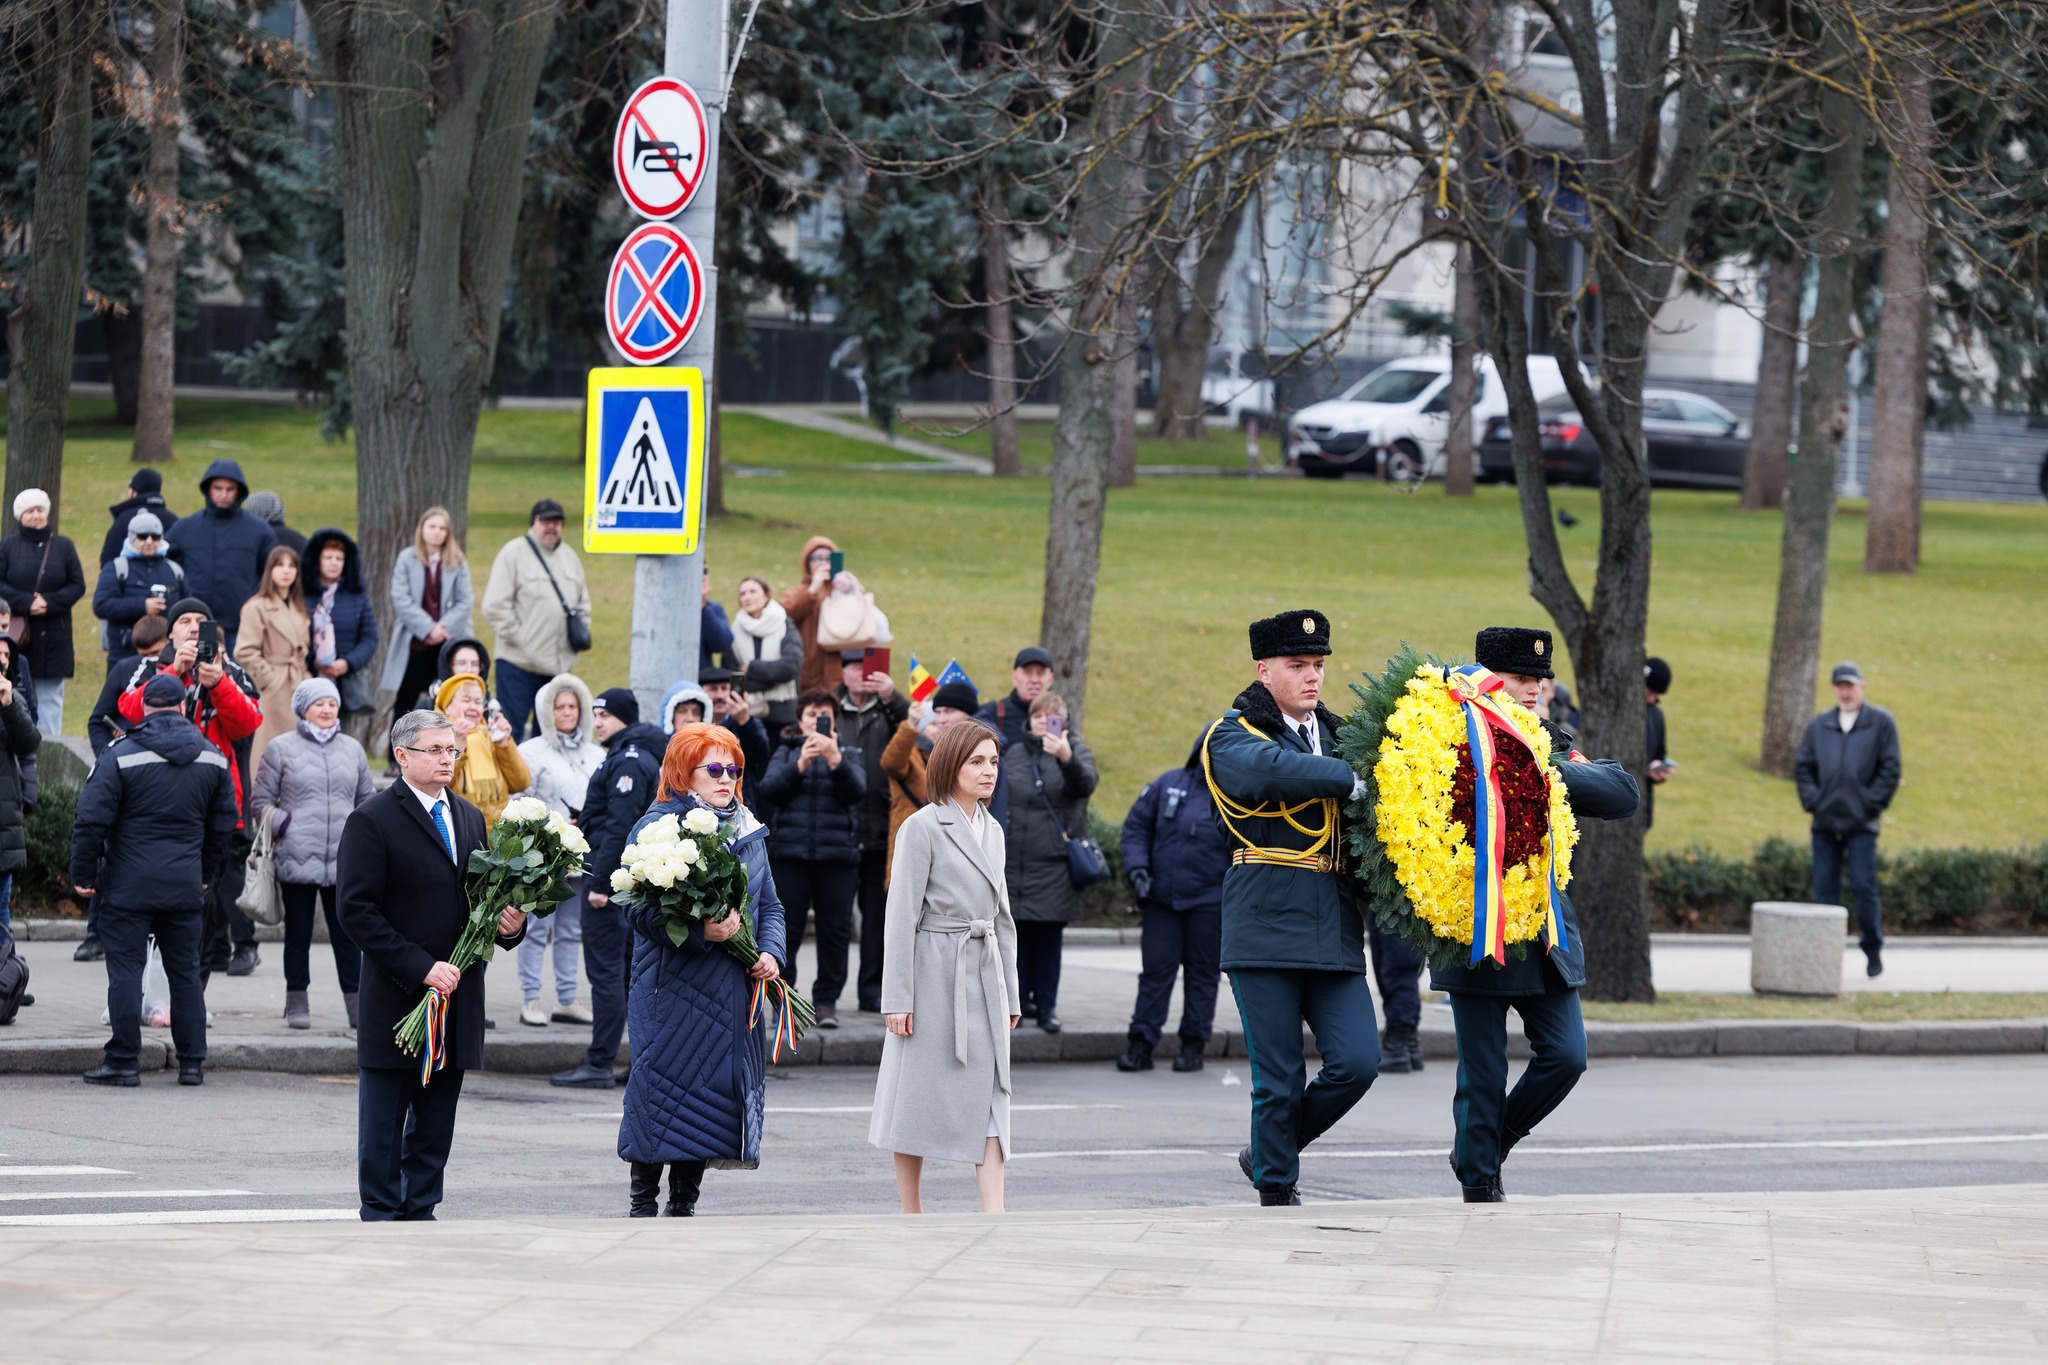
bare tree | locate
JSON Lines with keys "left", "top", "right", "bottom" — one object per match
{"left": 1149, "top": 188, "right": 1248, "bottom": 441}
{"left": 1441, "top": 242, "right": 1476, "bottom": 498}
{"left": 132, "top": 0, "right": 187, "bottom": 466}
{"left": 1741, "top": 248, "right": 1804, "bottom": 511}
{"left": 1864, "top": 54, "right": 1935, "bottom": 573}
{"left": 980, "top": 181, "right": 1022, "bottom": 476}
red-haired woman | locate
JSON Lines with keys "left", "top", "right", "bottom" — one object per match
{"left": 616, "top": 722, "right": 788, "bottom": 1217}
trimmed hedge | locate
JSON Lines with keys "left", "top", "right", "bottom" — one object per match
{"left": 1648, "top": 839, "right": 2048, "bottom": 933}
{"left": 19, "top": 779, "right": 80, "bottom": 914}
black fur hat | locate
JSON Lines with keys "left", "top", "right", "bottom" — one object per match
{"left": 1250, "top": 609, "right": 1332, "bottom": 660}
{"left": 1475, "top": 626, "right": 1555, "bottom": 679}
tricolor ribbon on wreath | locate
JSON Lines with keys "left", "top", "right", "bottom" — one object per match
{"left": 1444, "top": 664, "right": 1570, "bottom": 966}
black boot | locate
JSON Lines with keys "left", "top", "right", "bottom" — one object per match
{"left": 1259, "top": 1185, "right": 1302, "bottom": 1207}
{"left": 628, "top": 1162, "right": 662, "bottom": 1217}
{"left": 665, "top": 1161, "right": 704, "bottom": 1216}
{"left": 1114, "top": 1038, "right": 1154, "bottom": 1072}
{"left": 1172, "top": 1040, "right": 1205, "bottom": 1072}
{"left": 1378, "top": 1026, "right": 1415, "bottom": 1075}
{"left": 73, "top": 936, "right": 105, "bottom": 963}
{"left": 1462, "top": 1182, "right": 1505, "bottom": 1203}
{"left": 1406, "top": 1029, "right": 1426, "bottom": 1072}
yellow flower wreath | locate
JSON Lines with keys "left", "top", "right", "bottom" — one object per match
{"left": 1372, "top": 666, "right": 1579, "bottom": 949}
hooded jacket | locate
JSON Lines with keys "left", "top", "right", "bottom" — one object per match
{"left": 301, "top": 527, "right": 379, "bottom": 709}
{"left": 167, "top": 459, "right": 277, "bottom": 640}
{"left": 100, "top": 490, "right": 177, "bottom": 568}
{"left": 251, "top": 717, "right": 377, "bottom": 885}
{"left": 437, "top": 635, "right": 493, "bottom": 686}
{"left": 115, "top": 647, "right": 264, "bottom": 818}
{"left": 659, "top": 680, "right": 713, "bottom": 734}
{"left": 70, "top": 710, "right": 238, "bottom": 910}
{"left": 1121, "top": 731, "right": 1231, "bottom": 914}
{"left": 91, "top": 533, "right": 185, "bottom": 656}
{"left": 778, "top": 534, "right": 839, "bottom": 694}
{"left": 580, "top": 721, "right": 668, "bottom": 885}
{"left": 0, "top": 521, "right": 86, "bottom": 678}
{"left": 518, "top": 673, "right": 601, "bottom": 818}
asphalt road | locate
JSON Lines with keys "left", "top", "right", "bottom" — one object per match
{"left": 6, "top": 1053, "right": 2048, "bottom": 1225}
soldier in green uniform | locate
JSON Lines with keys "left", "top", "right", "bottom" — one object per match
{"left": 1202, "top": 610, "right": 1377, "bottom": 1207}
{"left": 1433, "top": 627, "right": 1638, "bottom": 1202}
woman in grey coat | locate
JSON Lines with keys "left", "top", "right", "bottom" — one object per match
{"left": 870, "top": 720, "right": 1019, "bottom": 1213}
{"left": 380, "top": 506, "right": 474, "bottom": 721}
{"left": 251, "top": 677, "right": 376, "bottom": 1030}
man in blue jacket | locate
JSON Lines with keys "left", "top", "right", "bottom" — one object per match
{"left": 552, "top": 688, "right": 665, "bottom": 1089}
{"left": 70, "top": 673, "right": 239, "bottom": 1087}
{"left": 1117, "top": 728, "right": 1232, "bottom": 1074}
{"left": 167, "top": 459, "right": 276, "bottom": 652}
{"left": 1430, "top": 627, "right": 1639, "bottom": 1203}
{"left": 1204, "top": 610, "right": 1376, "bottom": 1207}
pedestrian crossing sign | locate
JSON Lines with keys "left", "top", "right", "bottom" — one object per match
{"left": 583, "top": 367, "right": 706, "bottom": 554}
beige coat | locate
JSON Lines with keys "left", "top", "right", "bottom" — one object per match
{"left": 868, "top": 800, "right": 1019, "bottom": 1165}
{"left": 235, "top": 592, "right": 310, "bottom": 773}
{"left": 481, "top": 534, "right": 590, "bottom": 676}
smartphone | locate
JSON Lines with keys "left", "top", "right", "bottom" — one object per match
{"left": 1044, "top": 714, "right": 1066, "bottom": 739}
{"left": 828, "top": 549, "right": 846, "bottom": 577}
{"left": 815, "top": 713, "right": 833, "bottom": 738}
{"left": 862, "top": 646, "right": 890, "bottom": 681}
{"left": 486, "top": 698, "right": 505, "bottom": 722}
{"left": 196, "top": 621, "right": 221, "bottom": 664}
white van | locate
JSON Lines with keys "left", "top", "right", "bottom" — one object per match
{"left": 1287, "top": 353, "right": 1570, "bottom": 480}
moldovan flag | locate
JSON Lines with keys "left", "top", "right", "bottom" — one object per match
{"left": 907, "top": 657, "right": 938, "bottom": 703}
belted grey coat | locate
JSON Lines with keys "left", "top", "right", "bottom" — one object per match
{"left": 869, "top": 800, "right": 1020, "bottom": 1164}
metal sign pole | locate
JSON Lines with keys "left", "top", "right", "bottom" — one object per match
{"left": 627, "top": 0, "right": 726, "bottom": 722}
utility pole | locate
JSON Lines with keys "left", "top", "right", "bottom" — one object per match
{"left": 627, "top": 0, "right": 726, "bottom": 720}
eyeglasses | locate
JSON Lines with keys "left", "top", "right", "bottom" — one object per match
{"left": 399, "top": 745, "right": 463, "bottom": 759}
{"left": 697, "top": 764, "right": 744, "bottom": 779}
{"left": 134, "top": 533, "right": 161, "bottom": 542}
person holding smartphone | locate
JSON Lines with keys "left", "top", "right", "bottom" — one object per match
{"left": 754, "top": 689, "right": 866, "bottom": 1028}
{"left": 778, "top": 536, "right": 842, "bottom": 695}
{"left": 833, "top": 648, "right": 908, "bottom": 1015}
{"left": 997, "top": 690, "right": 1098, "bottom": 1033}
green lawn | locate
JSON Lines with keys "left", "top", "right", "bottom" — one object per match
{"left": 1578, "top": 991, "right": 2048, "bottom": 1023}
{"left": 913, "top": 417, "right": 1286, "bottom": 470}
{"left": 18, "top": 395, "right": 2048, "bottom": 853}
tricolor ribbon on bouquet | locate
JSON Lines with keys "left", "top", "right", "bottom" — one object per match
{"left": 750, "top": 977, "right": 803, "bottom": 1064}
{"left": 1444, "top": 664, "right": 1570, "bottom": 965}
{"left": 418, "top": 986, "right": 450, "bottom": 1085}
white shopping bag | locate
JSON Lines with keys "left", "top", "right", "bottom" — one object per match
{"left": 141, "top": 937, "right": 172, "bottom": 1028}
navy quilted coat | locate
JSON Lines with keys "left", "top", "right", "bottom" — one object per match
{"left": 618, "top": 795, "right": 788, "bottom": 1168}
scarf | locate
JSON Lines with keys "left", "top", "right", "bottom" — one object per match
{"left": 731, "top": 600, "right": 795, "bottom": 701}
{"left": 415, "top": 555, "right": 442, "bottom": 649}
{"left": 313, "top": 581, "right": 339, "bottom": 667}
{"left": 457, "top": 724, "right": 506, "bottom": 813}
{"left": 550, "top": 725, "right": 586, "bottom": 759}
{"left": 298, "top": 717, "right": 340, "bottom": 746}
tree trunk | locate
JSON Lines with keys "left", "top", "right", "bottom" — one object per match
{"left": 981, "top": 185, "right": 1021, "bottom": 477}
{"left": 1761, "top": 85, "right": 1865, "bottom": 776}
{"left": 1108, "top": 320, "right": 1138, "bottom": 488}
{"left": 1040, "top": 15, "right": 1146, "bottom": 733}
{"left": 1150, "top": 187, "right": 1248, "bottom": 441}
{"left": 1442, "top": 240, "right": 1478, "bottom": 497}
{"left": 308, "top": 0, "right": 561, "bottom": 697}
{"left": 1864, "top": 58, "right": 1933, "bottom": 574}
{"left": 1741, "top": 247, "right": 1804, "bottom": 511}
{"left": 706, "top": 357, "right": 726, "bottom": 516}
{"left": 102, "top": 305, "right": 143, "bottom": 426}
{"left": 4, "top": 10, "right": 95, "bottom": 529}
{"left": 132, "top": 0, "right": 187, "bottom": 466}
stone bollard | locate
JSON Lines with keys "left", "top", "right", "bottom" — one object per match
{"left": 1750, "top": 902, "right": 1848, "bottom": 997}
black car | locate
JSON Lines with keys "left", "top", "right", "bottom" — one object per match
{"left": 1478, "top": 389, "right": 1750, "bottom": 488}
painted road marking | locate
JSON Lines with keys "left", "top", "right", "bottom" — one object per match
{"left": 0, "top": 1208, "right": 359, "bottom": 1228}
{"left": 1005, "top": 1132, "right": 2048, "bottom": 1162}
{"left": 0, "top": 1166, "right": 131, "bottom": 1177}
{"left": 0, "top": 1189, "right": 255, "bottom": 1203}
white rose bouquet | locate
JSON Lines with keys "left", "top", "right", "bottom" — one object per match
{"left": 611, "top": 806, "right": 815, "bottom": 1058}
{"left": 395, "top": 795, "right": 593, "bottom": 1075}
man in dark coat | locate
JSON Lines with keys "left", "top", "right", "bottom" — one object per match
{"left": 756, "top": 688, "right": 865, "bottom": 1023}
{"left": 974, "top": 645, "right": 1054, "bottom": 753}
{"left": 337, "top": 708, "right": 526, "bottom": 1220}
{"left": 1794, "top": 661, "right": 1902, "bottom": 977}
{"left": 99, "top": 467, "right": 177, "bottom": 568}
{"left": 832, "top": 650, "right": 908, "bottom": 1013}
{"left": 167, "top": 458, "right": 277, "bottom": 652}
{"left": 70, "top": 674, "right": 237, "bottom": 1087}
{"left": 552, "top": 687, "right": 665, "bottom": 1089}
{"left": 1643, "top": 655, "right": 1674, "bottom": 828}
{"left": 1430, "top": 627, "right": 1639, "bottom": 1203}
{"left": 1204, "top": 610, "right": 1376, "bottom": 1207}
{"left": 701, "top": 665, "right": 771, "bottom": 788}
{"left": 1117, "top": 729, "right": 1231, "bottom": 1073}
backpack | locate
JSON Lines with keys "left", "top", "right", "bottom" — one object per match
{"left": 814, "top": 574, "right": 882, "bottom": 652}
{"left": 0, "top": 936, "right": 28, "bottom": 1026}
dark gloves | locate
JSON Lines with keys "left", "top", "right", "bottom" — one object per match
{"left": 1127, "top": 868, "right": 1153, "bottom": 903}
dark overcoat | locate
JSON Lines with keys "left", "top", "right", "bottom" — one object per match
{"left": 0, "top": 527, "right": 86, "bottom": 678}
{"left": 1120, "top": 738, "right": 1232, "bottom": 914}
{"left": 618, "top": 795, "right": 789, "bottom": 1168}
{"left": 336, "top": 781, "right": 524, "bottom": 1071}
{"left": 1203, "top": 683, "right": 1362, "bottom": 972}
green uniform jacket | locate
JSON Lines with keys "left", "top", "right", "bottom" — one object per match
{"left": 1204, "top": 684, "right": 1363, "bottom": 973}
{"left": 1429, "top": 734, "right": 1639, "bottom": 997}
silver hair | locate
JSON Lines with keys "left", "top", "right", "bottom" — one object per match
{"left": 390, "top": 709, "right": 456, "bottom": 751}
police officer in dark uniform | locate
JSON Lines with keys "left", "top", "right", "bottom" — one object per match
{"left": 1433, "top": 627, "right": 1638, "bottom": 1202}
{"left": 1203, "top": 610, "right": 1377, "bottom": 1206}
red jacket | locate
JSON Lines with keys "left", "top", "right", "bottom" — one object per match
{"left": 117, "top": 656, "right": 263, "bottom": 817}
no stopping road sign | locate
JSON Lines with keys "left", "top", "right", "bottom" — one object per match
{"left": 604, "top": 223, "right": 705, "bottom": 366}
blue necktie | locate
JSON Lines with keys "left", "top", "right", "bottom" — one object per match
{"left": 429, "top": 799, "right": 457, "bottom": 865}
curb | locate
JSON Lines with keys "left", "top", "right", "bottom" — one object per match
{"left": 4, "top": 1019, "right": 2043, "bottom": 1075}
{"left": 10, "top": 919, "right": 1153, "bottom": 948}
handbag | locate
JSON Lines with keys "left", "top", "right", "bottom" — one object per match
{"left": 526, "top": 536, "right": 592, "bottom": 653}
{"left": 235, "top": 812, "right": 286, "bottom": 927}
{"left": 5, "top": 537, "right": 53, "bottom": 648}
{"left": 1033, "top": 755, "right": 1109, "bottom": 891}
{"left": 814, "top": 574, "right": 880, "bottom": 651}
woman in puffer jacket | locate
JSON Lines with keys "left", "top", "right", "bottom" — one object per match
{"left": 514, "top": 673, "right": 601, "bottom": 1026}
{"left": 251, "top": 677, "right": 376, "bottom": 1030}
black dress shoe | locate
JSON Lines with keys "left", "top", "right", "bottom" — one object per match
{"left": 815, "top": 1002, "right": 839, "bottom": 1031}
{"left": 1114, "top": 1040, "right": 1154, "bottom": 1072}
{"left": 83, "top": 1063, "right": 141, "bottom": 1087}
{"left": 178, "top": 1063, "right": 204, "bottom": 1086}
{"left": 1259, "top": 1185, "right": 1302, "bottom": 1207}
{"left": 551, "top": 1062, "right": 617, "bottom": 1089}
{"left": 1238, "top": 1146, "right": 1256, "bottom": 1186}
{"left": 227, "top": 944, "right": 260, "bottom": 977}
{"left": 73, "top": 936, "right": 104, "bottom": 963}
{"left": 1462, "top": 1181, "right": 1505, "bottom": 1203}
{"left": 1172, "top": 1041, "right": 1205, "bottom": 1072}
{"left": 1038, "top": 1013, "right": 1061, "bottom": 1034}
{"left": 1866, "top": 947, "right": 1883, "bottom": 978}
{"left": 17, "top": 993, "right": 30, "bottom": 1007}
